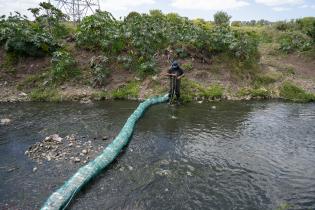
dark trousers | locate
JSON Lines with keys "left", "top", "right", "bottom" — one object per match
{"left": 169, "top": 77, "right": 180, "bottom": 100}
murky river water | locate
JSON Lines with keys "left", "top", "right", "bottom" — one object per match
{"left": 0, "top": 101, "right": 314, "bottom": 210}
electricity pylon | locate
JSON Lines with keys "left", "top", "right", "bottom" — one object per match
{"left": 51, "top": 0, "right": 100, "bottom": 22}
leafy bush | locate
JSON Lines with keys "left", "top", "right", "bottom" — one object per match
{"left": 278, "top": 31, "right": 312, "bottom": 53}
{"left": 229, "top": 31, "right": 259, "bottom": 61}
{"left": 90, "top": 55, "right": 111, "bottom": 87}
{"left": 51, "top": 50, "right": 79, "bottom": 82}
{"left": 75, "top": 11, "right": 119, "bottom": 51}
{"left": 0, "top": 2, "right": 67, "bottom": 57}
{"left": 280, "top": 82, "right": 315, "bottom": 102}
{"left": 75, "top": 10, "right": 259, "bottom": 75}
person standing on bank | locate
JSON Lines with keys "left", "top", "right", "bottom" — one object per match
{"left": 165, "top": 61, "right": 185, "bottom": 103}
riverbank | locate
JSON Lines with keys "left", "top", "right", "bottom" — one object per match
{"left": 1, "top": 50, "right": 314, "bottom": 103}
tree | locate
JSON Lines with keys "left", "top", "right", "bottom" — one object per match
{"left": 214, "top": 11, "right": 231, "bottom": 26}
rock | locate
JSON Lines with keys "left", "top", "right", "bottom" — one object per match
{"left": 80, "top": 98, "right": 92, "bottom": 104}
{"left": 19, "top": 92, "right": 28, "bottom": 97}
{"left": 197, "top": 101, "right": 203, "bottom": 104}
{"left": 33, "top": 167, "right": 37, "bottom": 172}
{"left": 165, "top": 188, "right": 169, "bottom": 192}
{"left": 45, "top": 134, "right": 62, "bottom": 143}
{"left": 211, "top": 106, "right": 216, "bottom": 109}
{"left": 82, "top": 149, "right": 88, "bottom": 155}
{"left": 68, "top": 143, "right": 73, "bottom": 147}
{"left": 0, "top": 118, "right": 11, "bottom": 125}
{"left": 128, "top": 165, "right": 133, "bottom": 171}
{"left": 74, "top": 157, "right": 81, "bottom": 163}
{"left": 102, "top": 136, "right": 108, "bottom": 140}
{"left": 83, "top": 160, "right": 87, "bottom": 164}
{"left": 186, "top": 171, "right": 192, "bottom": 176}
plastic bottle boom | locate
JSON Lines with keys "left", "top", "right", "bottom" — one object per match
{"left": 41, "top": 94, "right": 169, "bottom": 210}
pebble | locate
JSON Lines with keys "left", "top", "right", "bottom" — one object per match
{"left": 33, "top": 167, "right": 37, "bottom": 172}
{"left": 197, "top": 101, "right": 203, "bottom": 104}
{"left": 211, "top": 106, "right": 216, "bottom": 109}
{"left": 187, "top": 165, "right": 195, "bottom": 171}
{"left": 165, "top": 188, "right": 169, "bottom": 192}
{"left": 186, "top": 171, "right": 192, "bottom": 176}
{"left": 102, "top": 136, "right": 108, "bottom": 140}
{"left": 74, "top": 157, "right": 81, "bottom": 163}
{"left": 82, "top": 149, "right": 88, "bottom": 155}
{"left": 128, "top": 165, "right": 133, "bottom": 171}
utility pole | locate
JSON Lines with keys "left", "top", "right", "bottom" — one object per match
{"left": 51, "top": 0, "right": 100, "bottom": 22}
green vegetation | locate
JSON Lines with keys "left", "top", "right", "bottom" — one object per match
{"left": 111, "top": 81, "right": 140, "bottom": 99}
{"left": 182, "top": 62, "right": 193, "bottom": 71}
{"left": 89, "top": 55, "right": 111, "bottom": 87}
{"left": 51, "top": 50, "right": 79, "bottom": 83}
{"left": 0, "top": 2, "right": 68, "bottom": 57}
{"left": 280, "top": 82, "right": 315, "bottom": 102}
{"left": 75, "top": 9, "right": 259, "bottom": 76}
{"left": 253, "top": 71, "right": 282, "bottom": 86}
{"left": 181, "top": 78, "right": 224, "bottom": 102}
{"left": 0, "top": 2, "right": 314, "bottom": 103}
{"left": 237, "top": 87, "right": 271, "bottom": 99}
{"left": 29, "top": 88, "right": 62, "bottom": 102}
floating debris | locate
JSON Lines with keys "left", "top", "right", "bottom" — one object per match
{"left": 0, "top": 118, "right": 11, "bottom": 125}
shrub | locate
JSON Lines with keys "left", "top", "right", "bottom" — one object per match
{"left": 278, "top": 31, "right": 312, "bottom": 53}
{"left": 75, "top": 11, "right": 119, "bottom": 51}
{"left": 0, "top": 2, "right": 66, "bottom": 57}
{"left": 280, "top": 82, "right": 315, "bottom": 102}
{"left": 51, "top": 50, "right": 79, "bottom": 82}
{"left": 90, "top": 55, "right": 111, "bottom": 87}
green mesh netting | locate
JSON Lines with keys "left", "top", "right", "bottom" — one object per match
{"left": 41, "top": 94, "right": 169, "bottom": 210}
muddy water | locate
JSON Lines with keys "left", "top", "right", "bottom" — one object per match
{"left": 0, "top": 101, "right": 314, "bottom": 210}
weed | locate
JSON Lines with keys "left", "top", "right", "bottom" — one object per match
{"left": 280, "top": 81, "right": 315, "bottom": 102}
{"left": 111, "top": 81, "right": 140, "bottom": 99}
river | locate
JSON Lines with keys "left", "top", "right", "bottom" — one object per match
{"left": 0, "top": 101, "right": 314, "bottom": 210}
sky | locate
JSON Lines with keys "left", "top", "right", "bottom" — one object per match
{"left": 0, "top": 0, "right": 315, "bottom": 21}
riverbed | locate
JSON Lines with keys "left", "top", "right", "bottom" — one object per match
{"left": 0, "top": 101, "right": 314, "bottom": 210}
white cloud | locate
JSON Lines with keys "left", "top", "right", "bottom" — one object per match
{"left": 171, "top": 0, "right": 250, "bottom": 10}
{"left": 100, "top": 0, "right": 155, "bottom": 11}
{"left": 0, "top": 0, "right": 42, "bottom": 17}
{"left": 272, "top": 7, "right": 291, "bottom": 11}
{"left": 256, "top": 0, "right": 304, "bottom": 6}
{"left": 311, "top": 5, "right": 315, "bottom": 9}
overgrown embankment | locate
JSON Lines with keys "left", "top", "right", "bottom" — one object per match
{"left": 0, "top": 3, "right": 314, "bottom": 103}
